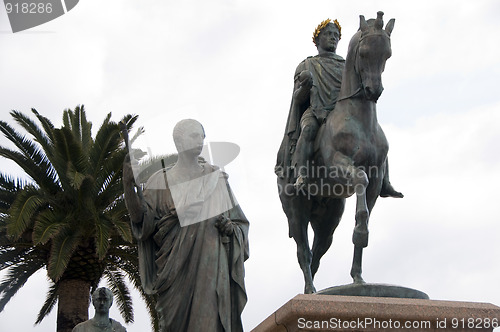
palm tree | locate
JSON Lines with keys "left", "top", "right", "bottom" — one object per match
{"left": 0, "top": 106, "right": 158, "bottom": 332}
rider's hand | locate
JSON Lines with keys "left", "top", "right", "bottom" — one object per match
{"left": 298, "top": 70, "right": 313, "bottom": 89}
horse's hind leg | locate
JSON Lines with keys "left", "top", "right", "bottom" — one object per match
{"left": 280, "top": 190, "right": 316, "bottom": 293}
{"left": 293, "top": 213, "right": 316, "bottom": 293}
{"left": 310, "top": 197, "right": 345, "bottom": 278}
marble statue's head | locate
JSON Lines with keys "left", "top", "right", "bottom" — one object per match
{"left": 173, "top": 119, "right": 206, "bottom": 155}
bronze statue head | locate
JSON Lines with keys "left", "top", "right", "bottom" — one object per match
{"left": 91, "top": 287, "right": 113, "bottom": 314}
{"left": 313, "top": 18, "right": 341, "bottom": 46}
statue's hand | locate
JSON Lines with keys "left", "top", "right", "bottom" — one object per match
{"left": 298, "top": 70, "right": 313, "bottom": 89}
{"left": 293, "top": 70, "right": 313, "bottom": 104}
{"left": 216, "top": 215, "right": 234, "bottom": 236}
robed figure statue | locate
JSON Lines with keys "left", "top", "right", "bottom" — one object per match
{"left": 123, "top": 119, "right": 249, "bottom": 332}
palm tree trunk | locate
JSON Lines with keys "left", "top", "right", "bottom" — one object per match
{"left": 56, "top": 279, "right": 91, "bottom": 332}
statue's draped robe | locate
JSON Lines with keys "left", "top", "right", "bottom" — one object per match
{"left": 132, "top": 164, "right": 249, "bottom": 332}
{"left": 276, "top": 52, "right": 345, "bottom": 180}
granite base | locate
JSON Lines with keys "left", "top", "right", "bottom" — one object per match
{"left": 252, "top": 294, "right": 500, "bottom": 331}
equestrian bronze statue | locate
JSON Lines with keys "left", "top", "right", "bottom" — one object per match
{"left": 276, "top": 12, "right": 399, "bottom": 294}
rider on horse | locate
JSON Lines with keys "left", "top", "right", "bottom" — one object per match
{"left": 275, "top": 18, "right": 402, "bottom": 198}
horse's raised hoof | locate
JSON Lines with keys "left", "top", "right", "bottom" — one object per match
{"left": 304, "top": 283, "right": 317, "bottom": 294}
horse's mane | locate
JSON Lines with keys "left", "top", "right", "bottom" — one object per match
{"left": 338, "top": 31, "right": 362, "bottom": 101}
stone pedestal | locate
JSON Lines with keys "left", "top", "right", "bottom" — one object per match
{"left": 252, "top": 294, "right": 500, "bottom": 331}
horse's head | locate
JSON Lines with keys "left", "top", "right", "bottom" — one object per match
{"left": 354, "top": 11, "right": 395, "bottom": 102}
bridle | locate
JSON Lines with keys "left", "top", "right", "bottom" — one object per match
{"left": 337, "top": 31, "right": 390, "bottom": 102}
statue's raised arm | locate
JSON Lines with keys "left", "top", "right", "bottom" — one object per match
{"left": 120, "top": 121, "right": 146, "bottom": 224}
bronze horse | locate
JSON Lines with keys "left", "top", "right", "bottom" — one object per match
{"left": 277, "top": 12, "right": 396, "bottom": 294}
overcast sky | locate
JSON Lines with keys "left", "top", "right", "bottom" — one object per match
{"left": 1, "top": 0, "right": 500, "bottom": 331}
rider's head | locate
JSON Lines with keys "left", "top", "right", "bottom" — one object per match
{"left": 313, "top": 19, "right": 341, "bottom": 53}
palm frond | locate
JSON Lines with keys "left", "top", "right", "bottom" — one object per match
{"left": 95, "top": 174, "right": 122, "bottom": 207}
{"left": 0, "top": 119, "right": 42, "bottom": 163}
{"left": 32, "top": 209, "right": 69, "bottom": 245}
{"left": 120, "top": 114, "right": 139, "bottom": 133}
{"left": 70, "top": 107, "right": 82, "bottom": 143}
{"left": 50, "top": 128, "right": 87, "bottom": 192}
{"left": 62, "top": 109, "right": 71, "bottom": 130}
{"left": 78, "top": 106, "right": 93, "bottom": 155}
{"left": 94, "top": 217, "right": 112, "bottom": 260}
{"left": 105, "top": 246, "right": 159, "bottom": 330}
{"left": 63, "top": 106, "right": 92, "bottom": 160}
{"left": 10, "top": 110, "right": 53, "bottom": 157}
{"left": 47, "top": 228, "right": 82, "bottom": 281}
{"left": 35, "top": 281, "right": 59, "bottom": 324}
{"left": 110, "top": 255, "right": 158, "bottom": 331}
{"left": 0, "top": 120, "right": 57, "bottom": 187}
{"left": 129, "top": 126, "right": 144, "bottom": 146}
{"left": 90, "top": 120, "right": 121, "bottom": 180}
{"left": 57, "top": 127, "right": 88, "bottom": 173}
{"left": 6, "top": 185, "right": 46, "bottom": 239}
{"left": 103, "top": 268, "right": 133, "bottom": 323}
{"left": 0, "top": 245, "right": 38, "bottom": 271}
{"left": 108, "top": 250, "right": 159, "bottom": 332}
{"left": 108, "top": 203, "right": 133, "bottom": 243}
{"left": 94, "top": 165, "right": 121, "bottom": 198}
{"left": 0, "top": 255, "right": 45, "bottom": 312}
{"left": 30, "top": 108, "right": 55, "bottom": 147}
{"left": 0, "top": 174, "right": 24, "bottom": 212}
{"left": 0, "top": 121, "right": 60, "bottom": 193}
{"left": 0, "top": 146, "right": 61, "bottom": 195}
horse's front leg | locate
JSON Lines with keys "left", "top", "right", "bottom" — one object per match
{"left": 351, "top": 166, "right": 369, "bottom": 248}
{"left": 351, "top": 246, "right": 365, "bottom": 284}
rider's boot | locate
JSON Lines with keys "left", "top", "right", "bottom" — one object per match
{"left": 380, "top": 161, "right": 404, "bottom": 198}
{"left": 380, "top": 180, "right": 404, "bottom": 198}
